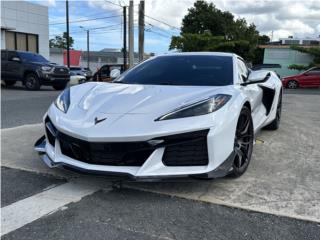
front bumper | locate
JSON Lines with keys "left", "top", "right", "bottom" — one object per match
{"left": 35, "top": 136, "right": 234, "bottom": 180}
{"left": 39, "top": 71, "right": 70, "bottom": 85}
{"left": 34, "top": 115, "right": 236, "bottom": 179}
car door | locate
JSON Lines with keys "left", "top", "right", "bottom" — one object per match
{"left": 304, "top": 68, "right": 320, "bottom": 87}
{"left": 6, "top": 51, "right": 23, "bottom": 80}
{"left": 237, "top": 58, "right": 265, "bottom": 129}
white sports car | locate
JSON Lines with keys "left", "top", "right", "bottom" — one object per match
{"left": 35, "top": 52, "right": 282, "bottom": 179}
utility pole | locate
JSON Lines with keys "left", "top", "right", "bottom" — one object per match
{"left": 80, "top": 26, "right": 90, "bottom": 69}
{"left": 86, "top": 30, "right": 90, "bottom": 69}
{"left": 123, "top": 6, "right": 127, "bottom": 70}
{"left": 128, "top": 0, "right": 134, "bottom": 68}
{"left": 66, "top": 0, "right": 70, "bottom": 68}
{"left": 138, "top": 0, "right": 144, "bottom": 62}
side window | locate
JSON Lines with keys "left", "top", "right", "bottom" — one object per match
{"left": 308, "top": 68, "right": 320, "bottom": 75}
{"left": 100, "top": 66, "right": 110, "bottom": 77}
{"left": 7, "top": 51, "right": 19, "bottom": 61}
{"left": 237, "top": 59, "right": 249, "bottom": 82}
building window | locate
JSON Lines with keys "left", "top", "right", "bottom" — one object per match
{"left": 17, "top": 33, "right": 27, "bottom": 51}
{"left": 5, "top": 31, "right": 38, "bottom": 53}
{"left": 28, "top": 35, "right": 38, "bottom": 53}
{"left": 5, "top": 32, "right": 15, "bottom": 50}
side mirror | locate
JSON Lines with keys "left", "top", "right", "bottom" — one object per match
{"left": 241, "top": 71, "right": 271, "bottom": 86}
{"left": 110, "top": 69, "right": 121, "bottom": 79}
{"left": 11, "top": 57, "right": 21, "bottom": 62}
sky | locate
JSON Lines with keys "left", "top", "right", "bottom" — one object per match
{"left": 29, "top": 0, "right": 320, "bottom": 54}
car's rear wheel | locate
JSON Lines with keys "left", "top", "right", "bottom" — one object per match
{"left": 229, "top": 106, "right": 254, "bottom": 178}
{"left": 264, "top": 93, "right": 282, "bottom": 130}
{"left": 287, "top": 80, "right": 298, "bottom": 89}
{"left": 25, "top": 73, "right": 40, "bottom": 90}
{"left": 52, "top": 82, "right": 67, "bottom": 90}
{"left": 4, "top": 80, "right": 16, "bottom": 87}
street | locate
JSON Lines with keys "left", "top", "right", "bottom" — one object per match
{"left": 1, "top": 85, "right": 320, "bottom": 239}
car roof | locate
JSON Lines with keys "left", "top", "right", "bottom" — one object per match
{"left": 158, "top": 52, "right": 238, "bottom": 58}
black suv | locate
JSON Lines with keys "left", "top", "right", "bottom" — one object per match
{"left": 1, "top": 50, "right": 70, "bottom": 90}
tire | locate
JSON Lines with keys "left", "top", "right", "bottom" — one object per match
{"left": 52, "top": 82, "right": 67, "bottom": 90}
{"left": 3, "top": 80, "right": 16, "bottom": 87}
{"left": 287, "top": 80, "right": 298, "bottom": 89}
{"left": 264, "top": 93, "right": 282, "bottom": 130}
{"left": 25, "top": 73, "right": 40, "bottom": 90}
{"left": 228, "top": 106, "right": 254, "bottom": 178}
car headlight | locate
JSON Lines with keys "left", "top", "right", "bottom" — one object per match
{"left": 156, "top": 94, "right": 231, "bottom": 121}
{"left": 41, "top": 66, "right": 53, "bottom": 72}
{"left": 54, "top": 88, "right": 70, "bottom": 113}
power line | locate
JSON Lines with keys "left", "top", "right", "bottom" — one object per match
{"left": 50, "top": 15, "right": 122, "bottom": 25}
{"left": 145, "top": 29, "right": 172, "bottom": 38}
{"left": 103, "top": 0, "right": 123, "bottom": 8}
{"left": 144, "top": 15, "right": 180, "bottom": 30}
{"left": 49, "top": 25, "right": 122, "bottom": 37}
{"left": 49, "top": 9, "right": 120, "bottom": 24}
{"left": 146, "top": 22, "right": 177, "bottom": 35}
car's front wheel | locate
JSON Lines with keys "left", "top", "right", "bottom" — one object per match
{"left": 25, "top": 73, "right": 40, "bottom": 90}
{"left": 229, "top": 106, "right": 254, "bottom": 178}
{"left": 287, "top": 80, "right": 298, "bottom": 89}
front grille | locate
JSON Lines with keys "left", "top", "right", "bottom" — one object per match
{"left": 53, "top": 67, "right": 69, "bottom": 75}
{"left": 58, "top": 131, "right": 154, "bottom": 166}
{"left": 44, "top": 117, "right": 209, "bottom": 167}
{"left": 161, "top": 130, "right": 209, "bottom": 166}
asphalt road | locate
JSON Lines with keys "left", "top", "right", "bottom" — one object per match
{"left": 1, "top": 85, "right": 320, "bottom": 239}
{"left": 1, "top": 84, "right": 60, "bottom": 128}
{"left": 2, "top": 167, "right": 319, "bottom": 240}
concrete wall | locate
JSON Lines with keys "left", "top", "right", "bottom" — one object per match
{"left": 263, "top": 48, "right": 314, "bottom": 77}
{"left": 1, "top": 1, "right": 49, "bottom": 59}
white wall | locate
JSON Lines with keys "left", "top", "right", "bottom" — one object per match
{"left": 1, "top": 1, "right": 49, "bottom": 59}
{"left": 49, "top": 52, "right": 63, "bottom": 65}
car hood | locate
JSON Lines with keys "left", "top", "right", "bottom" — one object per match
{"left": 72, "top": 82, "right": 234, "bottom": 115}
{"left": 29, "top": 62, "right": 66, "bottom": 68}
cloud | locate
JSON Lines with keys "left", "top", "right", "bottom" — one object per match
{"left": 46, "top": 0, "right": 320, "bottom": 53}
{"left": 212, "top": 0, "right": 320, "bottom": 39}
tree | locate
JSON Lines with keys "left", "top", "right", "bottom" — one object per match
{"left": 49, "top": 32, "right": 74, "bottom": 49}
{"left": 288, "top": 45, "right": 320, "bottom": 70}
{"left": 169, "top": 0, "right": 267, "bottom": 63}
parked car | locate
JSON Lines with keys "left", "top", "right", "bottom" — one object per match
{"left": 252, "top": 64, "right": 281, "bottom": 78}
{"left": 69, "top": 72, "right": 86, "bottom": 86}
{"left": 69, "top": 66, "right": 92, "bottom": 80}
{"left": 35, "top": 52, "right": 282, "bottom": 179}
{"left": 1, "top": 50, "right": 69, "bottom": 90}
{"left": 92, "top": 64, "right": 125, "bottom": 82}
{"left": 282, "top": 67, "right": 320, "bottom": 88}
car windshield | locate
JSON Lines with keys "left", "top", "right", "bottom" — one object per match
{"left": 114, "top": 55, "right": 234, "bottom": 86}
{"left": 18, "top": 52, "right": 49, "bottom": 63}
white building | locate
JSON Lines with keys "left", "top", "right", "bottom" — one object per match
{"left": 1, "top": 1, "right": 49, "bottom": 59}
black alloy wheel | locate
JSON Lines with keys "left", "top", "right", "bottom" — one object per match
{"left": 25, "top": 73, "right": 40, "bottom": 90}
{"left": 229, "top": 106, "right": 254, "bottom": 177}
{"left": 287, "top": 80, "right": 298, "bottom": 89}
